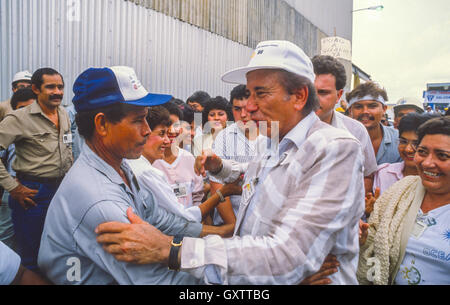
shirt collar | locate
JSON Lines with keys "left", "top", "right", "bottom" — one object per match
{"left": 81, "top": 143, "right": 139, "bottom": 193}
{"left": 381, "top": 124, "right": 393, "bottom": 144}
{"left": 267, "top": 111, "right": 320, "bottom": 157}
{"left": 387, "top": 162, "right": 405, "bottom": 178}
{"left": 29, "top": 100, "right": 44, "bottom": 114}
{"left": 330, "top": 111, "right": 347, "bottom": 131}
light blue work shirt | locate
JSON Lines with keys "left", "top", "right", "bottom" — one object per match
{"left": 38, "top": 144, "right": 203, "bottom": 285}
{"left": 376, "top": 124, "right": 402, "bottom": 165}
{"left": 0, "top": 240, "right": 20, "bottom": 285}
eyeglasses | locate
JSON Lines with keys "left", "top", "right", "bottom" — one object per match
{"left": 398, "top": 138, "right": 419, "bottom": 149}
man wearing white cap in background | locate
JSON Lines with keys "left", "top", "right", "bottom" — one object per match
{"left": 393, "top": 97, "right": 425, "bottom": 129}
{"left": 95, "top": 41, "right": 365, "bottom": 285}
{"left": 347, "top": 81, "right": 402, "bottom": 165}
{"left": 0, "top": 71, "right": 33, "bottom": 122}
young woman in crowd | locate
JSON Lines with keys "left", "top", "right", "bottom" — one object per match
{"left": 193, "top": 96, "right": 234, "bottom": 157}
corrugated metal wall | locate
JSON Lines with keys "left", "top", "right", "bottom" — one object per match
{"left": 128, "top": 0, "right": 327, "bottom": 54}
{"left": 0, "top": 0, "right": 253, "bottom": 104}
{"left": 283, "top": 0, "right": 353, "bottom": 41}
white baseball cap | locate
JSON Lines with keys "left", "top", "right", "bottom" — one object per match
{"left": 12, "top": 70, "right": 32, "bottom": 83}
{"left": 394, "top": 97, "right": 424, "bottom": 113}
{"left": 221, "top": 40, "right": 315, "bottom": 85}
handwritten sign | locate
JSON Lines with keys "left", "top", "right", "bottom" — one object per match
{"left": 321, "top": 37, "right": 352, "bottom": 61}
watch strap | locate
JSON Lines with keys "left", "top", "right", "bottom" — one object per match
{"left": 168, "top": 235, "right": 184, "bottom": 270}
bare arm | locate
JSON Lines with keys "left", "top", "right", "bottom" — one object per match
{"left": 11, "top": 265, "right": 51, "bottom": 285}
{"left": 208, "top": 181, "right": 236, "bottom": 225}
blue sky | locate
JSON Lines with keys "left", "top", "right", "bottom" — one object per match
{"left": 352, "top": 0, "right": 450, "bottom": 104}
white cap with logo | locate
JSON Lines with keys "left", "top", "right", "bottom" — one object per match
{"left": 394, "top": 97, "right": 424, "bottom": 113}
{"left": 12, "top": 70, "right": 32, "bottom": 83}
{"left": 221, "top": 40, "right": 315, "bottom": 85}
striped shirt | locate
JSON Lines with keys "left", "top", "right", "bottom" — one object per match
{"left": 180, "top": 112, "right": 365, "bottom": 284}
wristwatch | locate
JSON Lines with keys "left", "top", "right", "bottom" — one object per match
{"left": 168, "top": 235, "right": 184, "bottom": 270}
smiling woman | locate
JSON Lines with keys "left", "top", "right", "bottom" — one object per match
{"left": 358, "top": 116, "right": 450, "bottom": 285}
{"left": 372, "top": 113, "right": 440, "bottom": 195}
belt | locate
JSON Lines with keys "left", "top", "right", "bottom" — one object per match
{"left": 16, "top": 172, "right": 65, "bottom": 185}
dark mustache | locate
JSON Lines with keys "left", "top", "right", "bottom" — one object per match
{"left": 357, "top": 114, "right": 375, "bottom": 121}
{"left": 49, "top": 94, "right": 63, "bottom": 100}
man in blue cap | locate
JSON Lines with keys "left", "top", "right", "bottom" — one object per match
{"left": 37, "top": 66, "right": 219, "bottom": 284}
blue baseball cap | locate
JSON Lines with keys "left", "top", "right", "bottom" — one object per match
{"left": 72, "top": 66, "right": 172, "bottom": 112}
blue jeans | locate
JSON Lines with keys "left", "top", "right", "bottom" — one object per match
{"left": 9, "top": 179, "right": 59, "bottom": 272}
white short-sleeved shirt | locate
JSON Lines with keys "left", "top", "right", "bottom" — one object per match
{"left": 394, "top": 204, "right": 450, "bottom": 285}
{"left": 331, "top": 111, "right": 378, "bottom": 177}
{"left": 153, "top": 148, "right": 204, "bottom": 208}
{"left": 126, "top": 156, "right": 202, "bottom": 222}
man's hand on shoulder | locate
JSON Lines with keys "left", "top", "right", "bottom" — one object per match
{"left": 96, "top": 207, "right": 172, "bottom": 265}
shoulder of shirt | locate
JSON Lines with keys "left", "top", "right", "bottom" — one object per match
{"left": 58, "top": 158, "right": 125, "bottom": 207}
{"left": 1, "top": 104, "right": 30, "bottom": 121}
{"left": 336, "top": 112, "right": 367, "bottom": 132}
{"left": 336, "top": 113, "right": 372, "bottom": 145}
{"left": 309, "top": 119, "right": 358, "bottom": 143}
{"left": 177, "top": 147, "right": 195, "bottom": 158}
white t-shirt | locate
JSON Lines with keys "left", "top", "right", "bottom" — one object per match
{"left": 152, "top": 148, "right": 204, "bottom": 209}
{"left": 394, "top": 204, "right": 450, "bottom": 285}
{"left": 126, "top": 156, "right": 202, "bottom": 222}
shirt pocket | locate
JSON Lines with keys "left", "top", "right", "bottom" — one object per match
{"left": 31, "top": 132, "right": 58, "bottom": 155}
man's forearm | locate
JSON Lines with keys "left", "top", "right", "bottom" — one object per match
{"left": 200, "top": 223, "right": 234, "bottom": 238}
{"left": 198, "top": 191, "right": 222, "bottom": 218}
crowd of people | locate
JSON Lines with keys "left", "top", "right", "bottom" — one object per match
{"left": 0, "top": 40, "right": 448, "bottom": 285}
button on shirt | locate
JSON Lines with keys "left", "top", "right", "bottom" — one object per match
{"left": 377, "top": 124, "right": 402, "bottom": 165}
{"left": 38, "top": 144, "right": 203, "bottom": 285}
{"left": 180, "top": 112, "right": 365, "bottom": 285}
{"left": 0, "top": 240, "right": 20, "bottom": 285}
{"left": 0, "top": 101, "right": 73, "bottom": 191}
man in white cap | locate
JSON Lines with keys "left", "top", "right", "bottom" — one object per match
{"left": 95, "top": 41, "right": 365, "bottom": 285}
{"left": 0, "top": 71, "right": 33, "bottom": 122}
{"left": 393, "top": 97, "right": 424, "bottom": 129}
{"left": 347, "top": 81, "right": 402, "bottom": 165}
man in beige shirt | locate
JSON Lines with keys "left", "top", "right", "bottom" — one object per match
{"left": 0, "top": 68, "right": 73, "bottom": 272}
{"left": 0, "top": 71, "right": 32, "bottom": 122}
